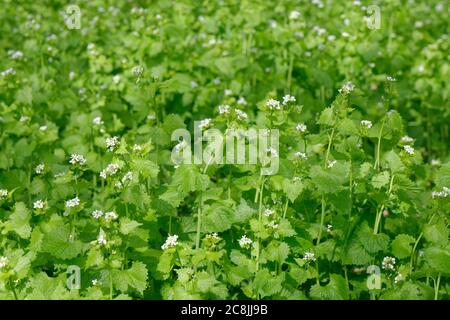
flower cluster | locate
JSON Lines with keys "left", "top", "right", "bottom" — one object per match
{"left": 339, "top": 81, "right": 355, "bottom": 94}
{"left": 360, "top": 120, "right": 373, "bottom": 129}
{"left": 65, "top": 196, "right": 80, "bottom": 208}
{"left": 161, "top": 234, "right": 179, "bottom": 250}
{"left": 266, "top": 98, "right": 281, "bottom": 110}
{"left": 431, "top": 187, "right": 450, "bottom": 199}
{"left": 382, "top": 256, "right": 396, "bottom": 271}
{"left": 69, "top": 154, "right": 86, "bottom": 166}
{"left": 105, "top": 136, "right": 120, "bottom": 151}
{"left": 100, "top": 163, "right": 121, "bottom": 179}
{"left": 238, "top": 235, "right": 253, "bottom": 248}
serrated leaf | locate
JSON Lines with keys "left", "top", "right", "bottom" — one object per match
{"left": 391, "top": 234, "right": 415, "bottom": 259}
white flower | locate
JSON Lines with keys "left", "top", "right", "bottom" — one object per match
{"left": 190, "top": 81, "right": 198, "bottom": 88}
{"left": 382, "top": 256, "right": 396, "bottom": 271}
{"left": 39, "top": 125, "right": 48, "bottom": 131}
{"left": 20, "top": 115, "right": 29, "bottom": 122}
{"left": 65, "top": 196, "right": 80, "bottom": 208}
{"left": 224, "top": 89, "right": 233, "bottom": 96}
{"left": 99, "top": 163, "right": 121, "bottom": 179}
{"left": 264, "top": 208, "right": 275, "bottom": 217}
{"left": 213, "top": 78, "right": 221, "bottom": 85}
{"left": 205, "top": 232, "right": 221, "bottom": 241}
{"left": 92, "top": 116, "right": 103, "bottom": 126}
{"left": 91, "top": 279, "right": 99, "bottom": 286}
{"left": 35, "top": 163, "right": 45, "bottom": 174}
{"left": 294, "top": 151, "right": 307, "bottom": 160}
{"left": 282, "top": 94, "right": 296, "bottom": 105}
{"left": 360, "top": 120, "right": 373, "bottom": 129}
{"left": 400, "top": 136, "right": 413, "bottom": 143}
{"left": 293, "top": 176, "right": 301, "bottom": 182}
{"left": 132, "top": 65, "right": 143, "bottom": 76}
{"left": 161, "top": 234, "right": 179, "bottom": 250}
{"left": 238, "top": 235, "right": 253, "bottom": 248}
{"left": 432, "top": 187, "right": 450, "bottom": 199}
{"left": 327, "top": 35, "right": 336, "bottom": 41}
{"left": 91, "top": 210, "right": 103, "bottom": 219}
{"left": 339, "top": 81, "right": 355, "bottom": 94}
{"left": 198, "top": 118, "right": 211, "bottom": 130}
{"left": 133, "top": 144, "right": 143, "bottom": 152}
{"left": 104, "top": 211, "right": 118, "bottom": 221}
{"left": 97, "top": 233, "right": 107, "bottom": 245}
{"left": 112, "top": 75, "right": 121, "bottom": 84}
{"left": 394, "top": 273, "right": 404, "bottom": 284}
{"left": 341, "top": 31, "right": 350, "bottom": 38}
{"left": 431, "top": 159, "right": 441, "bottom": 166}
{"left": 0, "top": 67, "right": 16, "bottom": 77}
{"left": 237, "top": 96, "right": 247, "bottom": 105}
{"left": 69, "top": 71, "right": 76, "bottom": 80}
{"left": 266, "top": 98, "right": 281, "bottom": 110}
{"left": 235, "top": 109, "right": 248, "bottom": 120}
{"left": 121, "top": 171, "right": 133, "bottom": 184}
{"left": 8, "top": 50, "right": 23, "bottom": 60}
{"left": 296, "top": 123, "right": 307, "bottom": 133}
{"left": 327, "top": 160, "right": 337, "bottom": 168}
{"left": 0, "top": 256, "right": 8, "bottom": 269}
{"left": 268, "top": 221, "right": 279, "bottom": 229}
{"left": 303, "top": 251, "right": 316, "bottom": 262}
{"left": 386, "top": 76, "right": 396, "bottom": 82}
{"left": 218, "top": 104, "right": 230, "bottom": 115}
{"left": 33, "top": 200, "right": 45, "bottom": 209}
{"left": 289, "top": 10, "right": 300, "bottom": 20}
{"left": 105, "top": 136, "right": 120, "bottom": 151}
{"left": 0, "top": 189, "right": 8, "bottom": 199}
{"left": 326, "top": 224, "right": 333, "bottom": 233}
{"left": 313, "top": 26, "right": 326, "bottom": 35}
{"left": 403, "top": 145, "right": 415, "bottom": 155}
{"left": 69, "top": 154, "right": 86, "bottom": 166}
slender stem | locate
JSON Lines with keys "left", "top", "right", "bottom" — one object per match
{"left": 374, "top": 118, "right": 386, "bottom": 171}
{"left": 255, "top": 177, "right": 265, "bottom": 272}
{"left": 374, "top": 173, "right": 395, "bottom": 234}
{"left": 282, "top": 198, "right": 289, "bottom": 219}
{"left": 195, "top": 193, "right": 203, "bottom": 250}
{"left": 9, "top": 279, "right": 18, "bottom": 300}
{"left": 317, "top": 195, "right": 326, "bottom": 245}
{"left": 434, "top": 273, "right": 441, "bottom": 300}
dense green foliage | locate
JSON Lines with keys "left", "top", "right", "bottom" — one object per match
{"left": 0, "top": 0, "right": 449, "bottom": 300}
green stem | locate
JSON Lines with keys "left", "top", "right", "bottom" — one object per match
{"left": 317, "top": 195, "right": 326, "bottom": 245}
{"left": 434, "top": 273, "right": 441, "bottom": 300}
{"left": 282, "top": 197, "right": 289, "bottom": 219}
{"left": 373, "top": 173, "right": 395, "bottom": 234}
{"left": 195, "top": 193, "right": 203, "bottom": 250}
{"left": 374, "top": 118, "right": 386, "bottom": 171}
{"left": 255, "top": 176, "right": 265, "bottom": 272}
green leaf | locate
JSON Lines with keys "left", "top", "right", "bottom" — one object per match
{"left": 282, "top": 178, "right": 304, "bottom": 202}
{"left": 261, "top": 241, "right": 290, "bottom": 264}
{"left": 310, "top": 274, "right": 349, "bottom": 300}
{"left": 423, "top": 221, "right": 448, "bottom": 245}
{"left": 423, "top": 246, "right": 450, "bottom": 274}
{"left": 202, "top": 202, "right": 234, "bottom": 232}
{"left": 112, "top": 261, "right": 148, "bottom": 294}
{"left": 119, "top": 218, "right": 142, "bottom": 235}
{"left": 41, "top": 220, "right": 85, "bottom": 260}
{"left": 253, "top": 270, "right": 284, "bottom": 298}
{"left": 4, "top": 202, "right": 32, "bottom": 239}
{"left": 391, "top": 234, "right": 415, "bottom": 259}
{"left": 233, "top": 198, "right": 256, "bottom": 223}
{"left": 371, "top": 171, "right": 390, "bottom": 189}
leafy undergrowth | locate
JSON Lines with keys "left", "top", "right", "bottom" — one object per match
{"left": 0, "top": 1, "right": 449, "bottom": 300}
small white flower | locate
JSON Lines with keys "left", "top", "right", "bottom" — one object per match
{"left": 303, "top": 251, "right": 316, "bottom": 262}
{"left": 97, "top": 233, "right": 107, "bottom": 245}
{"left": 238, "top": 235, "right": 253, "bottom": 248}
{"left": 35, "top": 163, "right": 45, "bottom": 174}
{"left": 205, "top": 232, "right": 221, "bottom": 241}
{"left": 0, "top": 67, "right": 16, "bottom": 77}
{"left": 69, "top": 154, "right": 86, "bottom": 166}
{"left": 161, "top": 234, "right": 179, "bottom": 250}
{"left": 341, "top": 31, "right": 350, "bottom": 38}
{"left": 400, "top": 136, "right": 414, "bottom": 143}
{"left": 0, "top": 189, "right": 8, "bottom": 198}
{"left": 293, "top": 176, "right": 301, "bottom": 182}
{"left": 360, "top": 120, "right": 373, "bottom": 129}
{"left": 132, "top": 65, "right": 143, "bottom": 76}
{"left": 218, "top": 104, "right": 230, "bottom": 115}
{"left": 382, "top": 256, "right": 396, "bottom": 271}
{"left": 133, "top": 144, "right": 143, "bottom": 152}
{"left": 264, "top": 208, "right": 275, "bottom": 217}
{"left": 39, "top": 125, "right": 48, "bottom": 131}
{"left": 282, "top": 94, "right": 296, "bottom": 105}
{"left": 33, "top": 200, "right": 45, "bottom": 209}
{"left": 190, "top": 81, "right": 198, "bottom": 88}
{"left": 394, "top": 273, "right": 404, "bottom": 284}
{"left": 112, "top": 75, "right": 121, "bottom": 84}
{"left": 65, "top": 196, "right": 80, "bottom": 208}
{"left": 104, "top": 211, "right": 118, "bottom": 221}
{"left": 198, "top": 118, "right": 211, "bottom": 130}
{"left": 268, "top": 221, "right": 279, "bottom": 229}
{"left": 19, "top": 115, "right": 29, "bottom": 122}
{"left": 235, "top": 109, "right": 248, "bottom": 120}
{"left": 403, "top": 145, "right": 415, "bottom": 155}
{"left": 237, "top": 96, "right": 247, "bottom": 105}
{"left": 327, "top": 35, "right": 336, "bottom": 42}
{"left": 213, "top": 78, "right": 221, "bottom": 85}
{"left": 224, "top": 89, "right": 233, "bottom": 96}
{"left": 339, "top": 81, "right": 355, "bottom": 94}
{"left": 266, "top": 98, "right": 281, "bottom": 110}
{"left": 91, "top": 279, "right": 99, "bottom": 286}
{"left": 296, "top": 123, "right": 307, "bottom": 133}
{"left": 432, "top": 187, "right": 450, "bottom": 199}
{"left": 289, "top": 10, "right": 300, "bottom": 20}
{"left": 326, "top": 224, "right": 333, "bottom": 233}
{"left": 105, "top": 136, "right": 120, "bottom": 151}
{"left": 91, "top": 210, "right": 103, "bottom": 219}
{"left": 69, "top": 71, "right": 76, "bottom": 80}
{"left": 327, "top": 160, "right": 337, "bottom": 168}
{"left": 121, "top": 171, "right": 133, "bottom": 184}
{"left": 0, "top": 256, "right": 8, "bottom": 269}
{"left": 431, "top": 159, "right": 441, "bottom": 166}
{"left": 294, "top": 151, "right": 307, "bottom": 160}
{"left": 147, "top": 114, "right": 156, "bottom": 120}
{"left": 99, "top": 163, "right": 121, "bottom": 179}
{"left": 92, "top": 116, "right": 103, "bottom": 126}
{"left": 8, "top": 50, "right": 23, "bottom": 60}
{"left": 386, "top": 76, "right": 396, "bottom": 82}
